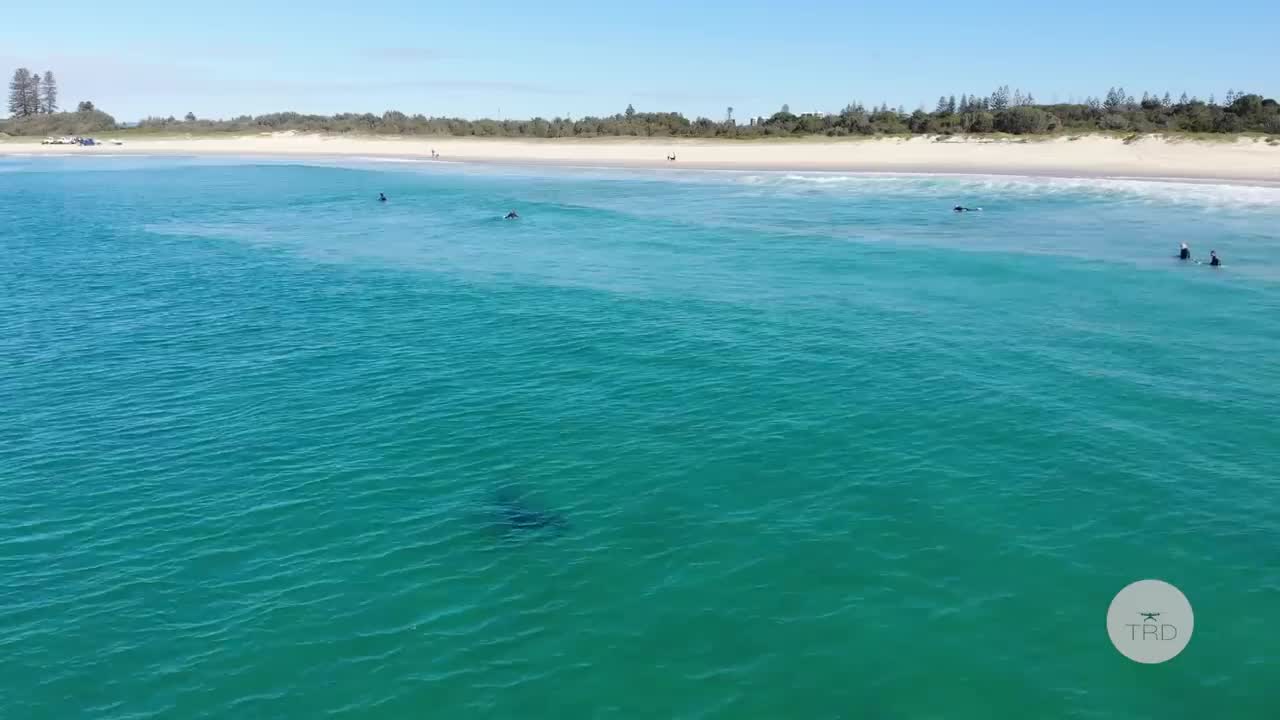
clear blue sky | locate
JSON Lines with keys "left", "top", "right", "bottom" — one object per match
{"left": 4, "top": 0, "right": 1277, "bottom": 121}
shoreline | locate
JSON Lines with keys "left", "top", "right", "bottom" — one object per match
{"left": 4, "top": 134, "right": 1279, "bottom": 185}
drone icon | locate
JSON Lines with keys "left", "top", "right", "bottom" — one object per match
{"left": 1140, "top": 612, "right": 1160, "bottom": 623}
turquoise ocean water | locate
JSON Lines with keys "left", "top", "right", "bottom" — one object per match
{"left": 2, "top": 156, "right": 1278, "bottom": 718}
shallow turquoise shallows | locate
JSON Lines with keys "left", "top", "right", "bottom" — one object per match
{"left": 3, "top": 157, "right": 1278, "bottom": 719}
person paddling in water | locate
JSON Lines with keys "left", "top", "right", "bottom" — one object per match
{"left": 378, "top": 192, "right": 387, "bottom": 202}
{"left": 953, "top": 205, "right": 979, "bottom": 212}
{"left": 1179, "top": 242, "right": 1191, "bottom": 260}
{"left": 1209, "top": 250, "right": 1221, "bottom": 267}
{"left": 504, "top": 210, "right": 519, "bottom": 220}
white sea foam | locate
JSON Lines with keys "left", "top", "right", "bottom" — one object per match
{"left": 352, "top": 156, "right": 424, "bottom": 164}
{"left": 734, "top": 172, "right": 1280, "bottom": 209}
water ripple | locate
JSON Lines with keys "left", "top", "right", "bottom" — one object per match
{"left": 2, "top": 159, "right": 1278, "bottom": 720}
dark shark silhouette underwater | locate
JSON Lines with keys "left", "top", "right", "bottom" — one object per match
{"left": 489, "top": 487, "right": 568, "bottom": 538}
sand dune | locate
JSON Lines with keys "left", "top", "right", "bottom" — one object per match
{"left": 4, "top": 133, "right": 1278, "bottom": 183}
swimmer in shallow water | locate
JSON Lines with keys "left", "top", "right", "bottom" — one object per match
{"left": 1179, "top": 242, "right": 1190, "bottom": 260}
{"left": 1209, "top": 250, "right": 1220, "bottom": 267}
{"left": 378, "top": 192, "right": 387, "bottom": 202}
{"left": 504, "top": 210, "right": 519, "bottom": 220}
{"left": 953, "top": 205, "right": 980, "bottom": 212}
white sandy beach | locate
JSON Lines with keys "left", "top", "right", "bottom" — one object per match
{"left": 4, "top": 133, "right": 1279, "bottom": 183}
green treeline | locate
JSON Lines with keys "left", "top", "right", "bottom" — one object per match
{"left": 123, "top": 88, "right": 1280, "bottom": 137}
{"left": 4, "top": 70, "right": 1279, "bottom": 139}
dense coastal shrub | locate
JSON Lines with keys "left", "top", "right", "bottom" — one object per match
{"left": 1099, "top": 114, "right": 1130, "bottom": 131}
{"left": 968, "top": 112, "right": 996, "bottom": 133}
{"left": 0, "top": 109, "right": 116, "bottom": 135}
{"left": 996, "top": 107, "right": 1059, "bottom": 134}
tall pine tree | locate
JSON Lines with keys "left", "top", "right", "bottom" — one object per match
{"left": 990, "top": 85, "right": 1010, "bottom": 111}
{"left": 29, "top": 74, "right": 41, "bottom": 115}
{"left": 8, "top": 68, "right": 34, "bottom": 117}
{"left": 41, "top": 71, "right": 57, "bottom": 113}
